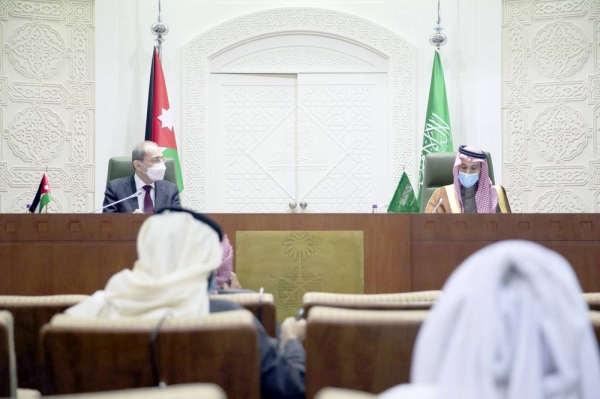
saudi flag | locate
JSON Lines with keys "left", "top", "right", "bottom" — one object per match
{"left": 388, "top": 171, "right": 419, "bottom": 213}
{"left": 29, "top": 173, "right": 52, "bottom": 213}
{"left": 145, "top": 47, "right": 184, "bottom": 192}
{"left": 417, "top": 51, "right": 453, "bottom": 203}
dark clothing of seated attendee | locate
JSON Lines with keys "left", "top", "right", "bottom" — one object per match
{"left": 65, "top": 207, "right": 306, "bottom": 399}
{"left": 103, "top": 140, "right": 180, "bottom": 213}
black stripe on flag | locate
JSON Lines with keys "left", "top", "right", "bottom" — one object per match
{"left": 144, "top": 48, "right": 156, "bottom": 142}
{"left": 28, "top": 178, "right": 44, "bottom": 213}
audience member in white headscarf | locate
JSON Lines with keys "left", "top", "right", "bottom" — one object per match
{"left": 380, "top": 240, "right": 600, "bottom": 399}
{"left": 66, "top": 208, "right": 306, "bottom": 399}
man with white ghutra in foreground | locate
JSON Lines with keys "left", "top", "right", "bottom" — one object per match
{"left": 378, "top": 240, "right": 600, "bottom": 399}
{"left": 65, "top": 207, "right": 306, "bottom": 399}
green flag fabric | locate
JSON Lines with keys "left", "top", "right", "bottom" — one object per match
{"left": 417, "top": 51, "right": 453, "bottom": 203}
{"left": 388, "top": 171, "right": 419, "bottom": 213}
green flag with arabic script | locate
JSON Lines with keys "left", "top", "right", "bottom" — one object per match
{"left": 388, "top": 171, "right": 419, "bottom": 213}
{"left": 417, "top": 51, "right": 453, "bottom": 204}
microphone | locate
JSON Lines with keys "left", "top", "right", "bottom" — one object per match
{"left": 91, "top": 188, "right": 144, "bottom": 213}
{"left": 430, "top": 198, "right": 443, "bottom": 213}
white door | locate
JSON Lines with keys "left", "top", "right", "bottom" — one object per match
{"left": 209, "top": 73, "right": 388, "bottom": 213}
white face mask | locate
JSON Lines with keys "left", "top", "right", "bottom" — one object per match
{"left": 141, "top": 162, "right": 166, "bottom": 182}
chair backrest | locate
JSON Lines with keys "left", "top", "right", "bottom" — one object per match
{"left": 106, "top": 157, "right": 177, "bottom": 185}
{"left": 590, "top": 311, "right": 600, "bottom": 348}
{"left": 46, "top": 383, "right": 226, "bottom": 399}
{"left": 303, "top": 291, "right": 441, "bottom": 316}
{"left": 41, "top": 310, "right": 260, "bottom": 399}
{"left": 305, "top": 306, "right": 428, "bottom": 398}
{"left": 0, "top": 295, "right": 88, "bottom": 391}
{"left": 584, "top": 293, "right": 600, "bottom": 312}
{"left": 420, "top": 151, "right": 495, "bottom": 212}
{"left": 210, "top": 293, "right": 277, "bottom": 337}
{"left": 0, "top": 310, "right": 17, "bottom": 398}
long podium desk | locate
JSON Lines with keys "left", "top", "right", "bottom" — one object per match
{"left": 1, "top": 213, "right": 599, "bottom": 295}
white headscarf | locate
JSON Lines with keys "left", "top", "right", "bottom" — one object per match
{"left": 380, "top": 240, "right": 600, "bottom": 399}
{"left": 66, "top": 211, "right": 223, "bottom": 318}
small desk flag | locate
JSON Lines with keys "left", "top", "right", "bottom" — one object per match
{"left": 388, "top": 171, "right": 419, "bottom": 213}
{"left": 29, "top": 173, "right": 52, "bottom": 213}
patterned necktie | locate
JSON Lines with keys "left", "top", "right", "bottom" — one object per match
{"left": 143, "top": 185, "right": 154, "bottom": 214}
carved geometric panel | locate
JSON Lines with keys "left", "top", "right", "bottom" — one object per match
{"left": 183, "top": 8, "right": 415, "bottom": 211}
{"left": 503, "top": 0, "right": 600, "bottom": 212}
{"left": 1, "top": 0, "right": 94, "bottom": 213}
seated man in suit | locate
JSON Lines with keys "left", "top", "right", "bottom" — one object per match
{"left": 103, "top": 141, "right": 180, "bottom": 213}
{"left": 425, "top": 145, "right": 511, "bottom": 213}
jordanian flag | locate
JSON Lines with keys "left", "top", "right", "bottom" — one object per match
{"left": 417, "top": 51, "right": 453, "bottom": 203}
{"left": 145, "top": 47, "right": 184, "bottom": 192}
{"left": 388, "top": 171, "right": 419, "bottom": 213}
{"left": 29, "top": 173, "right": 52, "bottom": 213}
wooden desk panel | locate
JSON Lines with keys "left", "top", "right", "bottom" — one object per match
{"left": 0, "top": 214, "right": 142, "bottom": 295}
{"left": 410, "top": 214, "right": 600, "bottom": 292}
{"left": 1, "top": 213, "right": 599, "bottom": 295}
{"left": 207, "top": 213, "right": 412, "bottom": 294}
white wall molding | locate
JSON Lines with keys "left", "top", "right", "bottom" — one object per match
{"left": 182, "top": 7, "right": 415, "bottom": 210}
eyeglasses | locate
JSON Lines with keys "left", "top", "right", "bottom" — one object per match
{"left": 146, "top": 156, "right": 165, "bottom": 164}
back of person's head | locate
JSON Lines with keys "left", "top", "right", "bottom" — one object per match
{"left": 410, "top": 240, "right": 600, "bottom": 399}
{"left": 137, "top": 208, "right": 223, "bottom": 278}
{"left": 132, "top": 140, "right": 158, "bottom": 164}
{"left": 66, "top": 208, "right": 224, "bottom": 319}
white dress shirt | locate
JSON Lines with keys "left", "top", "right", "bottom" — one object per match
{"left": 134, "top": 174, "right": 155, "bottom": 212}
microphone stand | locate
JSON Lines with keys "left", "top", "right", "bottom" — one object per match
{"left": 91, "top": 190, "right": 143, "bottom": 213}
{"left": 431, "top": 198, "right": 444, "bottom": 213}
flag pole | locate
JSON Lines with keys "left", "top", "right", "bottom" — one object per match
{"left": 45, "top": 165, "right": 48, "bottom": 214}
{"left": 151, "top": 0, "right": 169, "bottom": 60}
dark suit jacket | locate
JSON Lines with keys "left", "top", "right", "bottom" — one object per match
{"left": 102, "top": 175, "right": 181, "bottom": 213}
{"left": 210, "top": 299, "right": 305, "bottom": 399}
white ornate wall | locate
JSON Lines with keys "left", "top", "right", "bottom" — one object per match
{"left": 0, "top": 0, "right": 94, "bottom": 213}
{"left": 182, "top": 8, "right": 414, "bottom": 210}
{"left": 503, "top": 0, "right": 600, "bottom": 212}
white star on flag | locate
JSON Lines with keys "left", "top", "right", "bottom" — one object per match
{"left": 44, "top": 185, "right": 49, "bottom": 190}
{"left": 157, "top": 107, "right": 174, "bottom": 131}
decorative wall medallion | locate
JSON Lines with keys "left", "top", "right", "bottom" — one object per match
{"left": 532, "top": 21, "right": 588, "bottom": 78}
{"left": 6, "top": 108, "right": 65, "bottom": 164}
{"left": 8, "top": 22, "right": 66, "bottom": 79}
{"left": 533, "top": 189, "right": 587, "bottom": 213}
{"left": 531, "top": 105, "right": 589, "bottom": 162}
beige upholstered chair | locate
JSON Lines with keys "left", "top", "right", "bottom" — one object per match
{"left": 0, "top": 310, "right": 17, "bottom": 398}
{"left": 315, "top": 387, "right": 376, "bottom": 399}
{"left": 0, "top": 310, "right": 42, "bottom": 399}
{"left": 305, "top": 306, "right": 428, "bottom": 398}
{"left": 0, "top": 295, "right": 89, "bottom": 391}
{"left": 210, "top": 293, "right": 277, "bottom": 337}
{"left": 45, "top": 383, "right": 226, "bottom": 399}
{"left": 41, "top": 310, "right": 259, "bottom": 399}
{"left": 584, "top": 293, "right": 600, "bottom": 311}
{"left": 303, "top": 291, "right": 441, "bottom": 316}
